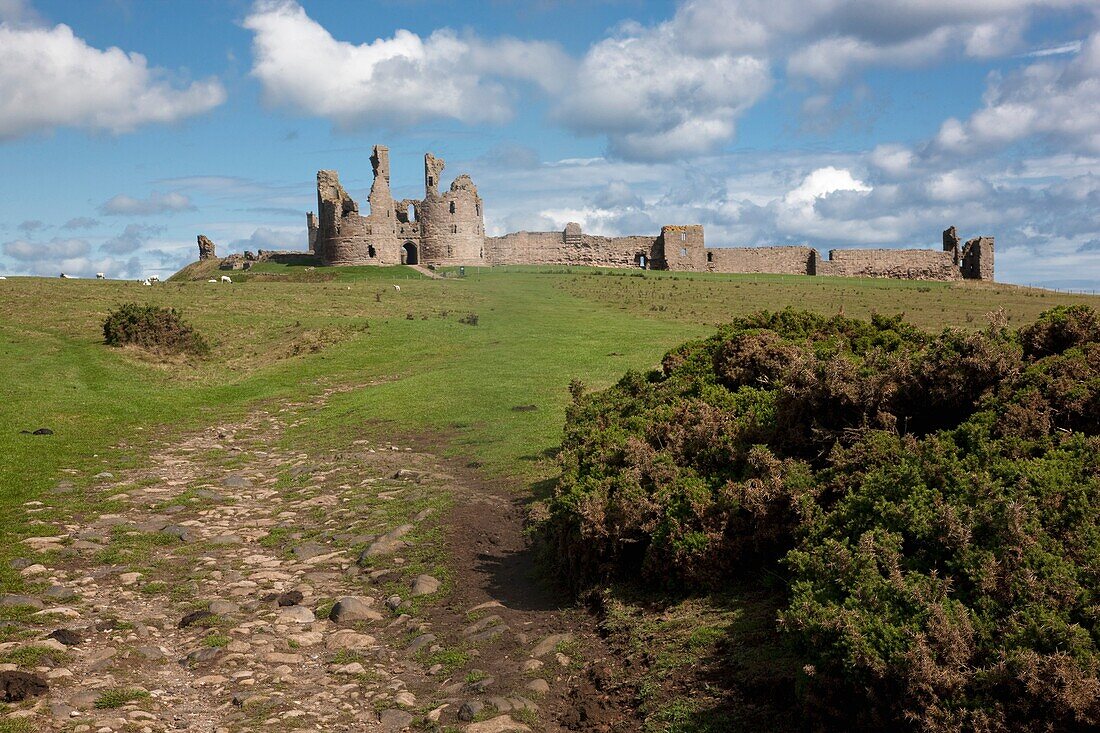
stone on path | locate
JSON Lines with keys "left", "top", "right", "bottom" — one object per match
{"left": 532, "top": 632, "right": 572, "bottom": 657}
{"left": 178, "top": 610, "right": 215, "bottom": 628}
{"left": 329, "top": 596, "right": 382, "bottom": 623}
{"left": 524, "top": 678, "right": 550, "bottom": 695}
{"left": 0, "top": 594, "right": 43, "bottom": 610}
{"left": 465, "top": 715, "right": 532, "bottom": 733}
{"left": 43, "top": 585, "right": 76, "bottom": 601}
{"left": 278, "top": 605, "right": 315, "bottom": 623}
{"left": 458, "top": 700, "right": 484, "bottom": 721}
{"left": 360, "top": 524, "right": 415, "bottom": 560}
{"left": 378, "top": 707, "right": 415, "bottom": 731}
{"left": 410, "top": 574, "right": 440, "bottom": 596}
{"left": 291, "top": 543, "right": 328, "bottom": 561}
{"left": 325, "top": 629, "right": 376, "bottom": 650}
{"left": 160, "top": 524, "right": 196, "bottom": 542}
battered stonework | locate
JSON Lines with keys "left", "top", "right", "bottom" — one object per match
{"left": 303, "top": 144, "right": 995, "bottom": 281}
{"left": 815, "top": 248, "right": 962, "bottom": 280}
{"left": 197, "top": 234, "right": 216, "bottom": 261}
{"left": 311, "top": 145, "right": 485, "bottom": 268}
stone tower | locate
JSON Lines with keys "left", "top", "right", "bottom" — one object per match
{"left": 315, "top": 145, "right": 405, "bottom": 265}
{"left": 418, "top": 153, "right": 486, "bottom": 266}
{"left": 961, "top": 236, "right": 994, "bottom": 281}
{"left": 660, "top": 225, "right": 706, "bottom": 271}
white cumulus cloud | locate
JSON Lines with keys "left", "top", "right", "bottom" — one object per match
{"left": 934, "top": 31, "right": 1100, "bottom": 154}
{"left": 243, "top": 0, "right": 571, "bottom": 128}
{"left": 0, "top": 18, "right": 225, "bottom": 140}
{"left": 558, "top": 23, "right": 771, "bottom": 160}
{"left": 785, "top": 166, "right": 872, "bottom": 207}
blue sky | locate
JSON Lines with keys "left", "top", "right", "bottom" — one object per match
{"left": 1, "top": 0, "right": 1098, "bottom": 288}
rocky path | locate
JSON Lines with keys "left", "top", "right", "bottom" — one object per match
{"left": 1, "top": 393, "right": 633, "bottom": 732}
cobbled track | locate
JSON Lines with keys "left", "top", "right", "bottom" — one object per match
{"left": 4, "top": 389, "right": 634, "bottom": 732}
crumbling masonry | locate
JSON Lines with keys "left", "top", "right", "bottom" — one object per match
{"left": 302, "top": 145, "right": 994, "bottom": 281}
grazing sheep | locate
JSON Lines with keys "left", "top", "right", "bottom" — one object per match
{"left": 59, "top": 273, "right": 73, "bottom": 279}
{"left": 149, "top": 275, "right": 160, "bottom": 283}
{"left": 220, "top": 275, "right": 232, "bottom": 283}
{"left": 207, "top": 279, "right": 217, "bottom": 283}
{"left": 96, "top": 273, "right": 105, "bottom": 279}
{"left": 142, "top": 279, "right": 151, "bottom": 286}
{"left": 0, "top": 276, "right": 7, "bottom": 280}
{"left": 393, "top": 284, "right": 401, "bottom": 291}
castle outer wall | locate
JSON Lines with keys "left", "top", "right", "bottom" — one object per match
{"left": 814, "top": 248, "right": 961, "bottom": 280}
{"left": 305, "top": 144, "right": 993, "bottom": 282}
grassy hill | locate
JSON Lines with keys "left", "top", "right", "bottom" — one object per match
{"left": 1, "top": 266, "right": 1096, "bottom": 730}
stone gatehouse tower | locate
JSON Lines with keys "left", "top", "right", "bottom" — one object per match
{"left": 309, "top": 145, "right": 485, "bottom": 267}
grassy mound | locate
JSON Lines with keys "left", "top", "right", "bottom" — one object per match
{"left": 545, "top": 305, "right": 1100, "bottom": 730}
{"left": 167, "top": 258, "right": 223, "bottom": 282}
{"left": 103, "top": 302, "right": 209, "bottom": 357}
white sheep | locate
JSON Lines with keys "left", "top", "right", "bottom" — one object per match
{"left": 59, "top": 273, "right": 73, "bottom": 279}
{"left": 220, "top": 275, "right": 232, "bottom": 283}
{"left": 393, "top": 284, "right": 401, "bottom": 291}
{"left": 95, "top": 273, "right": 105, "bottom": 279}
{"left": 207, "top": 279, "right": 217, "bottom": 283}
{"left": 142, "top": 279, "right": 151, "bottom": 286}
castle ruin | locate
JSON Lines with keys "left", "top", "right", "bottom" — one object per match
{"left": 304, "top": 145, "right": 994, "bottom": 282}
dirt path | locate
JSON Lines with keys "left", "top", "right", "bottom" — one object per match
{"left": 408, "top": 264, "right": 444, "bottom": 280}
{"left": 1, "top": 391, "right": 635, "bottom": 732}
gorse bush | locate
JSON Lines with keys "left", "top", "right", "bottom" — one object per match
{"left": 544, "top": 305, "right": 1100, "bottom": 731}
{"left": 102, "top": 303, "right": 209, "bottom": 356}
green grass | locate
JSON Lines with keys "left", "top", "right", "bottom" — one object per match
{"left": 0, "top": 644, "right": 68, "bottom": 667}
{"left": 0, "top": 270, "right": 1095, "bottom": 588}
{"left": 421, "top": 646, "right": 470, "bottom": 674}
{"left": 1, "top": 267, "right": 1096, "bottom": 729}
{"left": 237, "top": 260, "right": 430, "bottom": 282}
{"left": 93, "top": 687, "right": 150, "bottom": 709}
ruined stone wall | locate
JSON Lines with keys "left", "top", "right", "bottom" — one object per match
{"left": 197, "top": 235, "right": 216, "bottom": 261}
{"left": 485, "top": 231, "right": 568, "bottom": 266}
{"left": 961, "top": 236, "right": 994, "bottom": 280}
{"left": 315, "top": 147, "right": 404, "bottom": 266}
{"left": 816, "top": 249, "right": 961, "bottom": 281}
{"left": 323, "top": 213, "right": 404, "bottom": 266}
{"left": 706, "top": 246, "right": 815, "bottom": 275}
{"left": 306, "top": 213, "right": 318, "bottom": 254}
{"left": 662, "top": 226, "right": 707, "bottom": 272}
{"left": 485, "top": 228, "right": 660, "bottom": 268}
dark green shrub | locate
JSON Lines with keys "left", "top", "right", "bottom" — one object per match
{"left": 102, "top": 302, "right": 209, "bottom": 356}
{"left": 543, "top": 306, "right": 1100, "bottom": 730}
